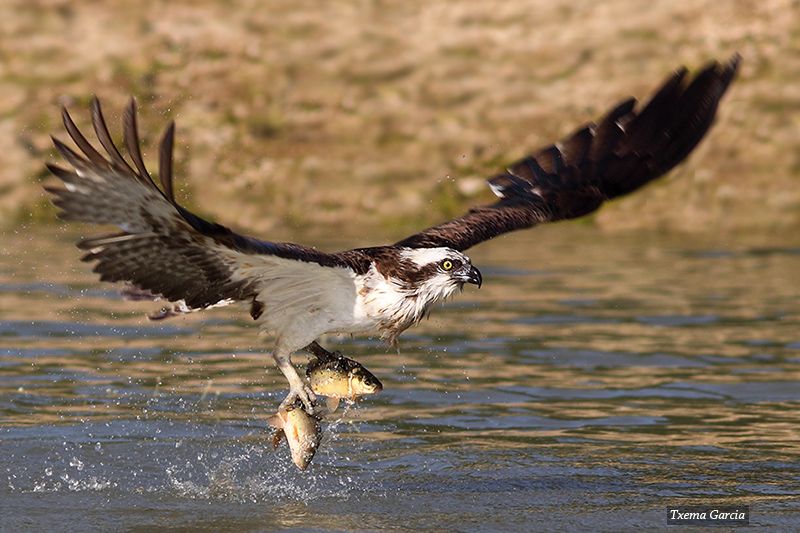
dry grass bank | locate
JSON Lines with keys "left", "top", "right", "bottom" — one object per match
{"left": 1, "top": 0, "right": 798, "bottom": 239}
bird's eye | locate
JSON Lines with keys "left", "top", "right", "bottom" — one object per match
{"left": 441, "top": 259, "right": 453, "bottom": 271}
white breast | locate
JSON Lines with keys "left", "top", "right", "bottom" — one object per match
{"left": 351, "top": 264, "right": 440, "bottom": 341}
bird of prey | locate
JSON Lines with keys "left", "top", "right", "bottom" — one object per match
{"left": 45, "top": 55, "right": 740, "bottom": 413}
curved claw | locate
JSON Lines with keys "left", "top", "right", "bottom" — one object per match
{"left": 281, "top": 383, "right": 318, "bottom": 414}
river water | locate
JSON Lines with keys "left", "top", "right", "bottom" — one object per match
{"left": 1, "top": 225, "right": 799, "bottom": 531}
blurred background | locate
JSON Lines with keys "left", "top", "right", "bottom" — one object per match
{"left": 1, "top": 0, "right": 798, "bottom": 238}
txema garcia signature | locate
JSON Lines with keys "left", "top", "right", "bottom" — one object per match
{"left": 666, "top": 506, "right": 749, "bottom": 526}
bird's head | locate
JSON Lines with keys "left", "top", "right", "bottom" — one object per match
{"left": 399, "top": 247, "right": 482, "bottom": 299}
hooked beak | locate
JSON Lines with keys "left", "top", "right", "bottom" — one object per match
{"left": 466, "top": 266, "right": 482, "bottom": 288}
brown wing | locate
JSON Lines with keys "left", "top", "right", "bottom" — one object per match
{"left": 45, "top": 98, "right": 370, "bottom": 314}
{"left": 396, "top": 54, "right": 741, "bottom": 251}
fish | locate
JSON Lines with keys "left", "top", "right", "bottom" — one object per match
{"left": 306, "top": 352, "right": 383, "bottom": 412}
{"left": 267, "top": 402, "right": 323, "bottom": 470}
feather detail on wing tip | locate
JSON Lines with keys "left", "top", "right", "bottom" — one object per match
{"left": 488, "top": 173, "right": 537, "bottom": 199}
{"left": 159, "top": 121, "right": 176, "bottom": 203}
{"left": 90, "top": 96, "right": 136, "bottom": 176}
{"left": 61, "top": 106, "right": 107, "bottom": 167}
{"left": 122, "top": 97, "right": 155, "bottom": 186}
{"left": 488, "top": 182, "right": 506, "bottom": 198}
{"left": 54, "top": 97, "right": 180, "bottom": 207}
{"left": 51, "top": 136, "right": 90, "bottom": 172}
{"left": 44, "top": 163, "right": 74, "bottom": 182}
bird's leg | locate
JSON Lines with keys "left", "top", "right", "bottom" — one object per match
{"left": 272, "top": 349, "right": 317, "bottom": 413}
{"left": 305, "top": 341, "right": 341, "bottom": 362}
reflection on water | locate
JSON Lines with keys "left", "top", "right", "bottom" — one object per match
{"left": 1, "top": 226, "right": 799, "bottom": 530}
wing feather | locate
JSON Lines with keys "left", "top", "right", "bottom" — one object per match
{"left": 158, "top": 121, "right": 176, "bottom": 202}
{"left": 122, "top": 98, "right": 155, "bottom": 186}
{"left": 90, "top": 97, "right": 138, "bottom": 178}
{"left": 61, "top": 105, "right": 107, "bottom": 167}
{"left": 46, "top": 98, "right": 367, "bottom": 317}
{"left": 396, "top": 54, "right": 740, "bottom": 251}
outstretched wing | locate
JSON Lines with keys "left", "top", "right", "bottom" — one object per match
{"left": 396, "top": 54, "right": 741, "bottom": 251}
{"left": 45, "top": 98, "right": 370, "bottom": 318}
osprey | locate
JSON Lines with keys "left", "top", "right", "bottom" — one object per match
{"left": 45, "top": 55, "right": 739, "bottom": 413}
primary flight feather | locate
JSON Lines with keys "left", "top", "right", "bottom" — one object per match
{"left": 45, "top": 55, "right": 740, "bottom": 413}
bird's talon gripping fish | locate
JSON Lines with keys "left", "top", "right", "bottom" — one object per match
{"left": 44, "top": 55, "right": 740, "bottom": 443}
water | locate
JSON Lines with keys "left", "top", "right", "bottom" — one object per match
{"left": 1, "top": 225, "right": 799, "bottom": 531}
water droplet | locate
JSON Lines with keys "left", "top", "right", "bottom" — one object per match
{"left": 70, "top": 457, "right": 84, "bottom": 471}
